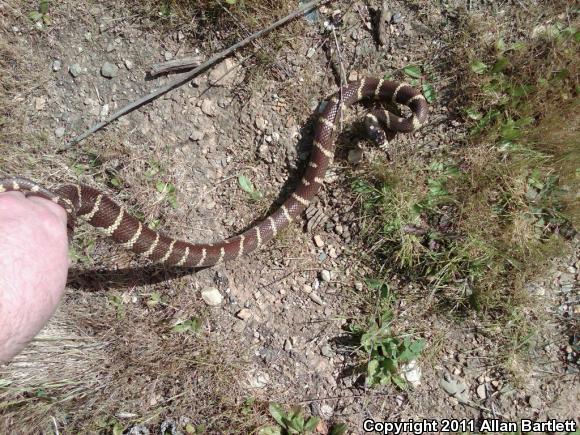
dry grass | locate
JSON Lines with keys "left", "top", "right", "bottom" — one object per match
{"left": 352, "top": 1, "right": 578, "bottom": 378}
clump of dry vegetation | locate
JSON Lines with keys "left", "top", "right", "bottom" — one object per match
{"left": 353, "top": 2, "right": 578, "bottom": 375}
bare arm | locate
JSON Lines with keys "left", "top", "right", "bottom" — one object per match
{"left": 0, "top": 192, "right": 69, "bottom": 362}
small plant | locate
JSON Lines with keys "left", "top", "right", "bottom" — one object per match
{"left": 259, "top": 403, "right": 320, "bottom": 435}
{"left": 238, "top": 174, "right": 263, "bottom": 201}
{"left": 348, "top": 307, "right": 425, "bottom": 388}
{"left": 156, "top": 180, "right": 178, "bottom": 208}
{"left": 29, "top": 0, "right": 50, "bottom": 25}
{"left": 171, "top": 317, "right": 201, "bottom": 334}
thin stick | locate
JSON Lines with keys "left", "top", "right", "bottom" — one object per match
{"left": 148, "top": 55, "right": 204, "bottom": 77}
{"left": 66, "top": 0, "right": 330, "bottom": 148}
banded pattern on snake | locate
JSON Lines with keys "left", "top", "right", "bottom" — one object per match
{"left": 0, "top": 78, "right": 428, "bottom": 267}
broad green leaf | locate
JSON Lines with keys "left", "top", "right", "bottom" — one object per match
{"left": 268, "top": 403, "right": 286, "bottom": 427}
{"left": 470, "top": 60, "right": 488, "bottom": 74}
{"left": 402, "top": 65, "right": 422, "bottom": 79}
{"left": 422, "top": 82, "right": 436, "bottom": 103}
{"left": 392, "top": 374, "right": 407, "bottom": 390}
{"left": 491, "top": 57, "right": 509, "bottom": 74}
{"left": 29, "top": 11, "right": 43, "bottom": 22}
{"left": 238, "top": 175, "right": 255, "bottom": 194}
{"left": 495, "top": 38, "right": 506, "bottom": 53}
{"left": 39, "top": 0, "right": 49, "bottom": 14}
{"left": 258, "top": 427, "right": 282, "bottom": 435}
{"left": 225, "top": 0, "right": 237, "bottom": 4}
{"left": 329, "top": 423, "right": 348, "bottom": 435}
{"left": 303, "top": 416, "right": 321, "bottom": 432}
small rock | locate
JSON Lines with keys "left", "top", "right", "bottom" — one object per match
{"left": 354, "top": 281, "right": 364, "bottom": 291}
{"left": 528, "top": 395, "right": 542, "bottom": 408}
{"left": 255, "top": 116, "right": 267, "bottom": 130}
{"left": 208, "top": 57, "right": 242, "bottom": 87}
{"left": 52, "top": 60, "right": 61, "bottom": 72}
{"left": 236, "top": 308, "right": 252, "bottom": 320}
{"left": 320, "top": 344, "right": 333, "bottom": 358}
{"left": 101, "top": 62, "right": 119, "bottom": 78}
{"left": 284, "top": 339, "right": 293, "bottom": 352}
{"left": 164, "top": 51, "right": 173, "bottom": 61}
{"left": 34, "top": 97, "right": 46, "bottom": 111}
{"left": 391, "top": 12, "right": 403, "bottom": 24}
{"left": 201, "top": 99, "right": 216, "bottom": 116}
{"left": 559, "top": 272, "right": 575, "bottom": 285}
{"left": 309, "top": 292, "right": 324, "bottom": 305}
{"left": 319, "top": 404, "right": 333, "bottom": 419}
{"left": 124, "top": 59, "right": 134, "bottom": 70}
{"left": 54, "top": 127, "right": 65, "bottom": 138}
{"left": 348, "top": 70, "right": 359, "bottom": 82}
{"left": 348, "top": 147, "right": 363, "bottom": 164}
{"left": 313, "top": 234, "right": 324, "bottom": 248}
{"left": 189, "top": 130, "right": 204, "bottom": 141}
{"left": 201, "top": 287, "right": 223, "bottom": 306}
{"left": 320, "top": 269, "right": 331, "bottom": 282}
{"left": 476, "top": 384, "right": 487, "bottom": 399}
{"left": 334, "top": 224, "right": 343, "bottom": 235}
{"left": 69, "top": 63, "right": 83, "bottom": 78}
{"left": 248, "top": 371, "right": 270, "bottom": 388}
{"left": 401, "top": 360, "right": 421, "bottom": 387}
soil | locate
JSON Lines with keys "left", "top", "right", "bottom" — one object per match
{"left": 0, "top": 0, "right": 578, "bottom": 433}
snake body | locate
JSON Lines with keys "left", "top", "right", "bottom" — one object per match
{"left": 0, "top": 78, "right": 428, "bottom": 267}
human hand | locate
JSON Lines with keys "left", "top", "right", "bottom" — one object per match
{"left": 0, "top": 192, "right": 69, "bottom": 362}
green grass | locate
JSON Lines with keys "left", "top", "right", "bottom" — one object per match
{"left": 352, "top": 4, "right": 578, "bottom": 377}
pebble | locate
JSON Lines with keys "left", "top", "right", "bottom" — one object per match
{"left": 320, "top": 269, "right": 331, "bottom": 282}
{"left": 284, "top": 339, "right": 293, "bottom": 352}
{"left": 52, "top": 60, "right": 61, "bottom": 72}
{"left": 248, "top": 371, "right": 270, "bottom": 388}
{"left": 124, "top": 59, "right": 134, "bottom": 70}
{"left": 236, "top": 308, "right": 252, "bottom": 320}
{"left": 391, "top": 12, "right": 403, "bottom": 24}
{"left": 309, "top": 292, "right": 324, "bottom": 305}
{"left": 54, "top": 127, "right": 65, "bottom": 138}
{"left": 69, "top": 63, "right": 83, "bottom": 78}
{"left": 313, "top": 234, "right": 324, "bottom": 248}
{"left": 348, "top": 70, "right": 359, "bottom": 82}
{"left": 208, "top": 58, "right": 241, "bottom": 87}
{"left": 201, "top": 287, "right": 222, "bottom": 306}
{"left": 101, "top": 62, "right": 119, "bottom": 78}
{"left": 476, "top": 384, "right": 487, "bottom": 399}
{"left": 201, "top": 99, "right": 216, "bottom": 116}
{"left": 255, "top": 116, "right": 267, "bottom": 130}
{"left": 320, "top": 344, "right": 333, "bottom": 358}
{"left": 354, "top": 281, "right": 364, "bottom": 291}
{"left": 528, "top": 394, "right": 542, "bottom": 408}
{"left": 401, "top": 360, "right": 421, "bottom": 387}
{"left": 319, "top": 404, "right": 333, "bottom": 419}
{"left": 189, "top": 130, "right": 204, "bottom": 141}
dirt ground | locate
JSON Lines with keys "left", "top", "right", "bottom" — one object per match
{"left": 0, "top": 0, "right": 578, "bottom": 434}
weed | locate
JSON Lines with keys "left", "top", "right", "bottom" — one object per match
{"left": 238, "top": 174, "right": 264, "bottom": 201}
{"left": 260, "top": 403, "right": 319, "bottom": 435}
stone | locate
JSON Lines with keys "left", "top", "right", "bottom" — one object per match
{"left": 101, "top": 62, "right": 119, "bottom": 78}
{"left": 189, "top": 130, "right": 204, "bottom": 141}
{"left": 320, "top": 269, "right": 331, "bottom": 282}
{"left": 354, "top": 281, "right": 364, "bottom": 291}
{"left": 476, "top": 384, "right": 487, "bottom": 399}
{"left": 313, "top": 234, "right": 324, "bottom": 248}
{"left": 248, "top": 371, "right": 270, "bottom": 388}
{"left": 124, "top": 59, "right": 134, "bottom": 70}
{"left": 309, "top": 292, "right": 323, "bottom": 305}
{"left": 208, "top": 58, "right": 242, "bottom": 87}
{"left": 255, "top": 116, "right": 267, "bottom": 130}
{"left": 320, "top": 344, "right": 333, "bottom": 358}
{"left": 69, "top": 63, "right": 83, "bottom": 77}
{"left": 52, "top": 60, "right": 61, "bottom": 72}
{"left": 54, "top": 127, "right": 65, "bottom": 138}
{"left": 528, "top": 395, "right": 542, "bottom": 409}
{"left": 401, "top": 360, "right": 421, "bottom": 387}
{"left": 236, "top": 308, "right": 252, "bottom": 320}
{"left": 201, "top": 99, "right": 216, "bottom": 116}
{"left": 201, "top": 287, "right": 222, "bottom": 306}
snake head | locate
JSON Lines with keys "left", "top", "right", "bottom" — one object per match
{"left": 364, "top": 113, "right": 388, "bottom": 149}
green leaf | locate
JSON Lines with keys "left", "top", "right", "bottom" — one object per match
{"left": 110, "top": 177, "right": 121, "bottom": 187}
{"left": 392, "top": 374, "right": 407, "bottom": 390}
{"left": 156, "top": 181, "right": 175, "bottom": 195}
{"left": 39, "top": 0, "right": 49, "bottom": 14}
{"left": 491, "top": 57, "right": 509, "bottom": 74}
{"left": 29, "top": 11, "right": 43, "bottom": 22}
{"left": 402, "top": 65, "right": 422, "bottom": 79}
{"left": 171, "top": 317, "right": 201, "bottom": 333}
{"left": 225, "top": 0, "right": 237, "bottom": 4}
{"left": 303, "top": 416, "right": 321, "bottom": 432}
{"left": 465, "top": 107, "right": 482, "bottom": 120}
{"left": 268, "top": 403, "right": 286, "bottom": 427}
{"left": 495, "top": 38, "right": 506, "bottom": 53}
{"left": 470, "top": 60, "right": 488, "bottom": 74}
{"left": 238, "top": 175, "right": 255, "bottom": 193}
{"left": 421, "top": 82, "right": 436, "bottom": 103}
{"left": 258, "top": 427, "right": 282, "bottom": 435}
{"left": 329, "top": 423, "right": 348, "bottom": 435}
{"left": 112, "top": 423, "right": 124, "bottom": 435}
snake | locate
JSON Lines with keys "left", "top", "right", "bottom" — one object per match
{"left": 0, "top": 77, "right": 428, "bottom": 268}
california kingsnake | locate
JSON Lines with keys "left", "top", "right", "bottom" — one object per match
{"left": 0, "top": 78, "right": 428, "bottom": 267}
